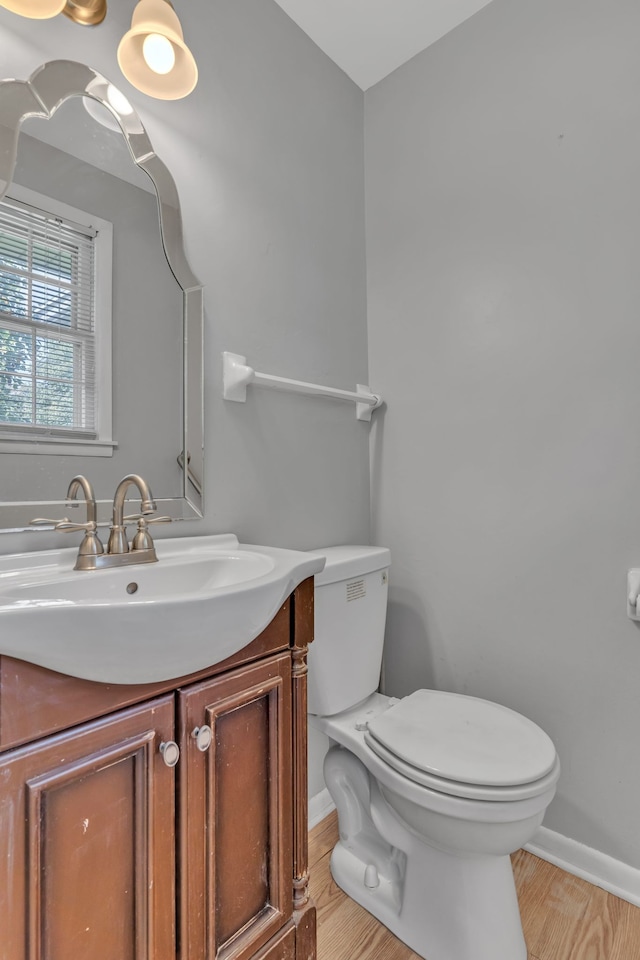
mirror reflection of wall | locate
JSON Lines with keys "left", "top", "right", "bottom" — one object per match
{"left": 0, "top": 96, "right": 183, "bottom": 504}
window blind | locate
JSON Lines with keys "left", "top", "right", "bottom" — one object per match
{"left": 0, "top": 195, "right": 98, "bottom": 439}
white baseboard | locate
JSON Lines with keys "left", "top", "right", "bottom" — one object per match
{"left": 526, "top": 826, "right": 640, "bottom": 907}
{"left": 308, "top": 798, "right": 640, "bottom": 908}
{"left": 309, "top": 788, "right": 335, "bottom": 829}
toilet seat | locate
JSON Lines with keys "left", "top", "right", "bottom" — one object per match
{"left": 365, "top": 732, "right": 561, "bottom": 802}
{"left": 315, "top": 691, "right": 561, "bottom": 821}
{"left": 364, "top": 689, "right": 558, "bottom": 802}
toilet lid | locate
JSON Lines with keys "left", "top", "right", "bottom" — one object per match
{"left": 365, "top": 690, "right": 557, "bottom": 787}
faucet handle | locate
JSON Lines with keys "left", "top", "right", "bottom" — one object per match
{"left": 56, "top": 520, "right": 105, "bottom": 561}
{"left": 30, "top": 516, "right": 72, "bottom": 528}
{"left": 55, "top": 520, "right": 98, "bottom": 533}
{"left": 30, "top": 517, "right": 100, "bottom": 534}
{"left": 30, "top": 517, "right": 104, "bottom": 562}
{"left": 128, "top": 515, "right": 172, "bottom": 552}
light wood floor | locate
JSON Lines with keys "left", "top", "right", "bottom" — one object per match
{"left": 308, "top": 812, "right": 640, "bottom": 960}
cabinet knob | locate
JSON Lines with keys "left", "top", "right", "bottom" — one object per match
{"left": 192, "top": 725, "right": 213, "bottom": 752}
{"left": 159, "top": 740, "right": 180, "bottom": 767}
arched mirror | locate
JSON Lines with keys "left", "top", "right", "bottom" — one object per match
{"left": 0, "top": 60, "right": 203, "bottom": 532}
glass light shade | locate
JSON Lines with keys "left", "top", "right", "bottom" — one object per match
{"left": 0, "top": 0, "right": 66, "bottom": 17}
{"left": 117, "top": 0, "right": 198, "bottom": 101}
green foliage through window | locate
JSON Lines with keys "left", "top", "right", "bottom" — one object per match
{"left": 0, "top": 195, "right": 96, "bottom": 437}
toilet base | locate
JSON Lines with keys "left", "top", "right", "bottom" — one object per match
{"left": 329, "top": 836, "right": 527, "bottom": 960}
{"left": 322, "top": 742, "right": 529, "bottom": 960}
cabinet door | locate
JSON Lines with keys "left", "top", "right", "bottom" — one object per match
{"left": 0, "top": 696, "right": 176, "bottom": 960}
{"left": 179, "top": 653, "right": 293, "bottom": 960}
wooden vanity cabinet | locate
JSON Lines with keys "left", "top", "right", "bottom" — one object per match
{"left": 0, "top": 579, "right": 316, "bottom": 960}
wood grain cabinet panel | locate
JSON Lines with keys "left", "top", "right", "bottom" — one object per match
{"left": 179, "top": 653, "right": 293, "bottom": 960}
{"left": 0, "top": 696, "right": 176, "bottom": 960}
{"left": 252, "top": 923, "right": 296, "bottom": 960}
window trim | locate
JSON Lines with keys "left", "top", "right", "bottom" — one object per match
{"left": 0, "top": 183, "right": 114, "bottom": 457}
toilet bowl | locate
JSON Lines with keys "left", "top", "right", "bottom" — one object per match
{"left": 307, "top": 546, "right": 560, "bottom": 960}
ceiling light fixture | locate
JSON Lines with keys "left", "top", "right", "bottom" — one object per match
{"left": 0, "top": 0, "right": 66, "bottom": 17}
{"left": 117, "top": 0, "right": 198, "bottom": 100}
{"left": 0, "top": 0, "right": 197, "bottom": 100}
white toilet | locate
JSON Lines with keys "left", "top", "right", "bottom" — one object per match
{"left": 308, "top": 545, "right": 560, "bottom": 960}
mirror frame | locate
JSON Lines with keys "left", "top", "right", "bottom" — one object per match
{"left": 0, "top": 59, "right": 204, "bottom": 532}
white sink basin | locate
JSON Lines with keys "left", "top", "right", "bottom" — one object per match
{"left": 0, "top": 534, "right": 325, "bottom": 683}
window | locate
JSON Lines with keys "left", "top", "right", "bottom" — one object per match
{"left": 0, "top": 185, "right": 113, "bottom": 455}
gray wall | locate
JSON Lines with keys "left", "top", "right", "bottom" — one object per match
{"left": 366, "top": 0, "right": 640, "bottom": 865}
{"left": 0, "top": 0, "right": 370, "bottom": 552}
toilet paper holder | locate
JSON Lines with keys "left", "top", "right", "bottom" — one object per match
{"left": 627, "top": 569, "right": 640, "bottom": 620}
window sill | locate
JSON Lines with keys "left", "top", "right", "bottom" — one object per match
{"left": 0, "top": 436, "right": 116, "bottom": 457}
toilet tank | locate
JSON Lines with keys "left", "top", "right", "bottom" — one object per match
{"left": 307, "top": 545, "right": 390, "bottom": 717}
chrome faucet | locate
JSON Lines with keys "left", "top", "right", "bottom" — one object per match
{"left": 30, "top": 473, "right": 171, "bottom": 571}
{"left": 107, "top": 474, "right": 157, "bottom": 555}
{"left": 99, "top": 473, "right": 171, "bottom": 568}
